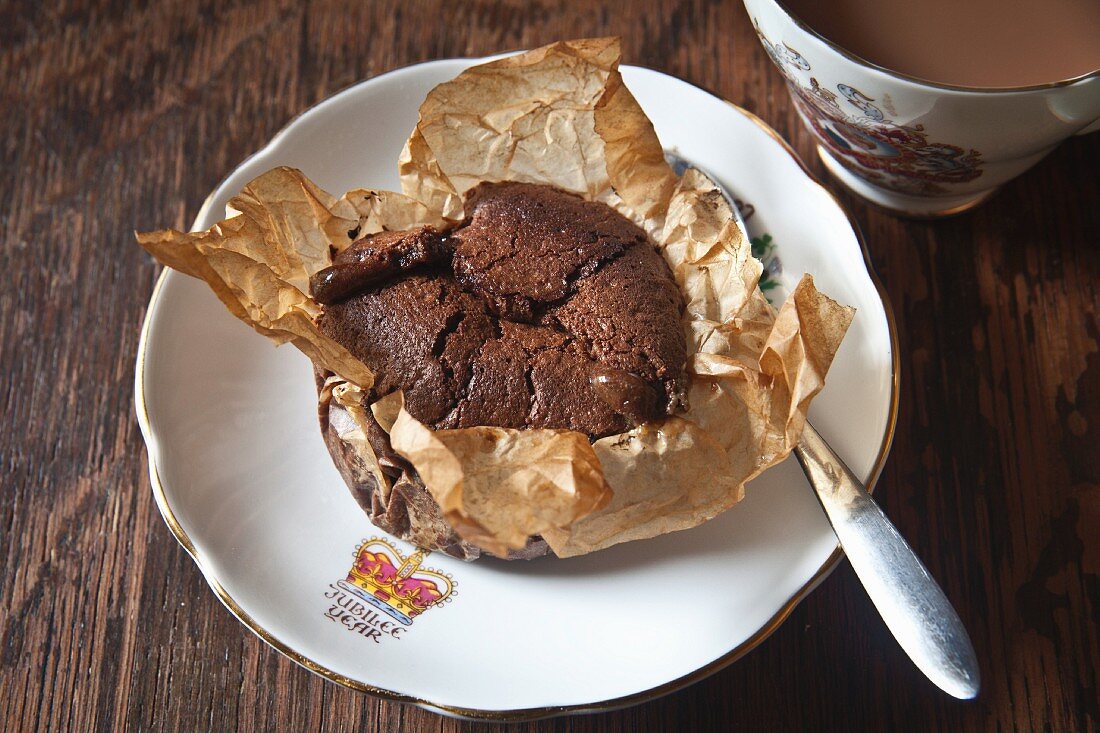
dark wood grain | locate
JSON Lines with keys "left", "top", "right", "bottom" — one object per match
{"left": 2, "top": 0, "right": 1097, "bottom": 730}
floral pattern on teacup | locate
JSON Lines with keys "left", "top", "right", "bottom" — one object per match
{"left": 755, "top": 24, "right": 984, "bottom": 196}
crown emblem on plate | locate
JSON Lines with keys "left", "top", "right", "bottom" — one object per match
{"left": 341, "top": 538, "right": 455, "bottom": 625}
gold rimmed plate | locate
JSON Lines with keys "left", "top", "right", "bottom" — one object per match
{"left": 135, "top": 58, "right": 898, "bottom": 720}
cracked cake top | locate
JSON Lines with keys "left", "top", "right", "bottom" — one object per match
{"left": 313, "top": 182, "right": 687, "bottom": 440}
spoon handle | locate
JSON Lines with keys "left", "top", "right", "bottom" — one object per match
{"left": 794, "top": 423, "right": 981, "bottom": 699}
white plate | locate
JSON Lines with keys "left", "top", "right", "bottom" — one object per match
{"left": 136, "top": 58, "right": 898, "bottom": 720}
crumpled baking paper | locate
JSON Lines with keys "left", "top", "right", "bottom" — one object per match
{"left": 137, "top": 37, "right": 854, "bottom": 559}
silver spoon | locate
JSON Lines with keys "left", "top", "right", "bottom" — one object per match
{"left": 665, "top": 151, "right": 980, "bottom": 699}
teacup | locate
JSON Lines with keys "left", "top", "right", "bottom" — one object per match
{"left": 743, "top": 0, "right": 1100, "bottom": 217}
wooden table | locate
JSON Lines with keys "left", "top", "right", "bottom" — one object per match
{"left": 3, "top": 1, "right": 1098, "bottom": 730}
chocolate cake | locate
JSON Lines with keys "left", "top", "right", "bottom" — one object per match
{"left": 312, "top": 182, "right": 687, "bottom": 559}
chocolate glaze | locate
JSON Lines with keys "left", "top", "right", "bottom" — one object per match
{"left": 588, "top": 365, "right": 659, "bottom": 426}
{"left": 310, "top": 226, "right": 448, "bottom": 304}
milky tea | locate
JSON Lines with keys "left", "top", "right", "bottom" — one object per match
{"left": 784, "top": 0, "right": 1100, "bottom": 88}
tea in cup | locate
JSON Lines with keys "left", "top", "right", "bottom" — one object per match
{"left": 743, "top": 0, "right": 1100, "bottom": 216}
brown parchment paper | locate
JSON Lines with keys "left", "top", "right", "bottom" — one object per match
{"left": 137, "top": 37, "right": 854, "bottom": 559}
{"left": 135, "top": 167, "right": 375, "bottom": 389}
{"left": 377, "top": 393, "right": 612, "bottom": 558}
